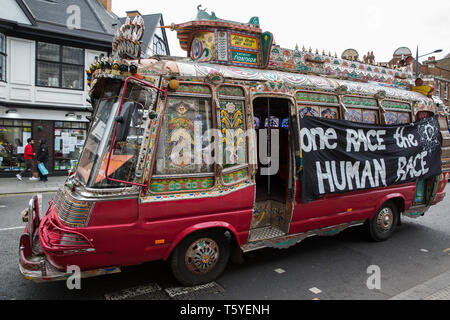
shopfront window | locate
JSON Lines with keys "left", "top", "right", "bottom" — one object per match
{"left": 54, "top": 121, "right": 87, "bottom": 171}
{"left": 0, "top": 33, "right": 6, "bottom": 82}
{"left": 0, "top": 119, "right": 32, "bottom": 172}
{"left": 36, "top": 42, "right": 84, "bottom": 90}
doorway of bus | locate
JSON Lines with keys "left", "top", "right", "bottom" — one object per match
{"left": 249, "top": 97, "right": 295, "bottom": 241}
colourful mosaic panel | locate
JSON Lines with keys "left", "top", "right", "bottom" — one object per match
{"left": 219, "top": 99, "right": 247, "bottom": 166}
{"left": 398, "top": 112, "right": 410, "bottom": 124}
{"left": 362, "top": 110, "right": 378, "bottom": 124}
{"left": 223, "top": 167, "right": 248, "bottom": 184}
{"left": 143, "top": 181, "right": 252, "bottom": 202}
{"left": 296, "top": 92, "right": 338, "bottom": 104}
{"left": 344, "top": 109, "right": 362, "bottom": 122}
{"left": 177, "top": 84, "right": 212, "bottom": 95}
{"left": 384, "top": 112, "right": 398, "bottom": 124}
{"left": 320, "top": 108, "right": 338, "bottom": 119}
{"left": 150, "top": 177, "right": 215, "bottom": 193}
{"left": 298, "top": 106, "right": 319, "bottom": 118}
{"left": 382, "top": 100, "right": 411, "bottom": 110}
{"left": 342, "top": 96, "right": 377, "bottom": 107}
{"left": 219, "top": 86, "right": 245, "bottom": 97}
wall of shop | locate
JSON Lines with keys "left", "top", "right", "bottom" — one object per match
{"left": 0, "top": 117, "right": 88, "bottom": 177}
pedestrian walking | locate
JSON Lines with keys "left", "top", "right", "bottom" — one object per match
{"left": 37, "top": 138, "right": 49, "bottom": 182}
{"left": 16, "top": 138, "right": 38, "bottom": 181}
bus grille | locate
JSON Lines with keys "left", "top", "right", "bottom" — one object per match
{"left": 53, "top": 188, "right": 93, "bottom": 228}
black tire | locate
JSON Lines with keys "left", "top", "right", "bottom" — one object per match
{"left": 366, "top": 202, "right": 399, "bottom": 242}
{"left": 170, "top": 230, "right": 230, "bottom": 286}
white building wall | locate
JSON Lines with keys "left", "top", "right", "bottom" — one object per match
{"left": 0, "top": 36, "right": 107, "bottom": 121}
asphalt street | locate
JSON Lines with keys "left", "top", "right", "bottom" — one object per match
{"left": 0, "top": 186, "right": 449, "bottom": 300}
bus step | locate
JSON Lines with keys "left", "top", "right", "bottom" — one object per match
{"left": 248, "top": 226, "right": 285, "bottom": 242}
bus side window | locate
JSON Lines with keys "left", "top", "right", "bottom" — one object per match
{"left": 154, "top": 95, "right": 214, "bottom": 176}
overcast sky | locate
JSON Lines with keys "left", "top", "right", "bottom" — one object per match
{"left": 113, "top": 0, "right": 449, "bottom": 63}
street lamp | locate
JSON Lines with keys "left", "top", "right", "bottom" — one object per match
{"left": 415, "top": 47, "right": 443, "bottom": 77}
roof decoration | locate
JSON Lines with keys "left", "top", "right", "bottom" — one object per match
{"left": 160, "top": 7, "right": 416, "bottom": 89}
{"left": 87, "top": 16, "right": 146, "bottom": 88}
{"left": 267, "top": 46, "right": 413, "bottom": 89}
{"left": 112, "top": 15, "right": 145, "bottom": 60}
{"left": 163, "top": 5, "right": 271, "bottom": 68}
{"left": 90, "top": 7, "right": 433, "bottom": 102}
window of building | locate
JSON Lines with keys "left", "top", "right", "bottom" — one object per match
{"left": 0, "top": 119, "right": 32, "bottom": 172}
{"left": 436, "top": 81, "right": 440, "bottom": 97}
{"left": 54, "top": 121, "right": 87, "bottom": 171}
{"left": 0, "top": 33, "right": 6, "bottom": 82}
{"left": 36, "top": 42, "right": 84, "bottom": 90}
{"left": 151, "top": 35, "right": 167, "bottom": 56}
{"left": 445, "top": 83, "right": 448, "bottom": 100}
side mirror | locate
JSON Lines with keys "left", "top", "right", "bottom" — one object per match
{"left": 115, "top": 101, "right": 134, "bottom": 142}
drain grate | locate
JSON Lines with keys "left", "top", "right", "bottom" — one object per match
{"left": 105, "top": 283, "right": 165, "bottom": 300}
{"left": 165, "top": 282, "right": 225, "bottom": 300}
{"left": 105, "top": 281, "right": 225, "bottom": 300}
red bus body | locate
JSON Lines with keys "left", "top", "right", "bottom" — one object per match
{"left": 19, "top": 12, "right": 450, "bottom": 285}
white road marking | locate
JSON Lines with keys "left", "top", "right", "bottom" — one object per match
{"left": 420, "top": 249, "right": 429, "bottom": 252}
{"left": 274, "top": 268, "right": 286, "bottom": 274}
{"left": 0, "top": 226, "right": 24, "bottom": 232}
{"left": 309, "top": 287, "right": 322, "bottom": 294}
{"left": 0, "top": 205, "right": 7, "bottom": 208}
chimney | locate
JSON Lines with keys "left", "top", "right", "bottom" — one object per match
{"left": 126, "top": 10, "right": 142, "bottom": 17}
{"left": 99, "top": 0, "right": 112, "bottom": 13}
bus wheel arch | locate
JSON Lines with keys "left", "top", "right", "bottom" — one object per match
{"left": 168, "top": 227, "right": 234, "bottom": 286}
{"left": 365, "top": 198, "right": 402, "bottom": 242}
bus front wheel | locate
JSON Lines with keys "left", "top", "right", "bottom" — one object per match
{"left": 366, "top": 202, "right": 399, "bottom": 242}
{"left": 170, "top": 230, "right": 230, "bottom": 286}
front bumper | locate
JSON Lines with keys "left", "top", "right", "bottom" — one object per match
{"left": 18, "top": 194, "right": 120, "bottom": 283}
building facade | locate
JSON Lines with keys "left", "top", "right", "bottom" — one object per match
{"left": 419, "top": 55, "right": 450, "bottom": 110}
{"left": 0, "top": 0, "right": 169, "bottom": 177}
{"left": 384, "top": 47, "right": 449, "bottom": 111}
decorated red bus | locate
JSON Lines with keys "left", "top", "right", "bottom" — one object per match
{"left": 19, "top": 8, "right": 449, "bottom": 285}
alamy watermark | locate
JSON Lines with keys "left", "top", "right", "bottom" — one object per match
{"left": 66, "top": 5, "right": 81, "bottom": 30}
{"left": 66, "top": 265, "right": 81, "bottom": 290}
{"left": 366, "top": 265, "right": 381, "bottom": 290}
{"left": 165, "top": 125, "right": 280, "bottom": 175}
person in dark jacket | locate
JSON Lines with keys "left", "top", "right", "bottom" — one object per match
{"left": 37, "top": 138, "right": 49, "bottom": 182}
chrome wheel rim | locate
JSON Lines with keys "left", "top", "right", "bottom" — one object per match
{"left": 185, "top": 238, "right": 219, "bottom": 275}
{"left": 376, "top": 207, "right": 394, "bottom": 233}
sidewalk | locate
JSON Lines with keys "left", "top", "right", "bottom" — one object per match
{"left": 389, "top": 270, "right": 450, "bottom": 300}
{"left": 0, "top": 176, "right": 67, "bottom": 195}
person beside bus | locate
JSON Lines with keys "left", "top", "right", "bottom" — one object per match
{"left": 37, "top": 138, "right": 49, "bottom": 182}
{"left": 16, "top": 138, "right": 38, "bottom": 181}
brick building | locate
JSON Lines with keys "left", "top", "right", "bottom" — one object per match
{"left": 384, "top": 47, "right": 449, "bottom": 111}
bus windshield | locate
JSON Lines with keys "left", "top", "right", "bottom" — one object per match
{"left": 76, "top": 79, "right": 155, "bottom": 188}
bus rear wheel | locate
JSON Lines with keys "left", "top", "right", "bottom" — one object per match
{"left": 170, "top": 230, "right": 230, "bottom": 286}
{"left": 366, "top": 202, "right": 399, "bottom": 242}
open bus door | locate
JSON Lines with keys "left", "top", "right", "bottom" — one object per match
{"left": 248, "top": 96, "right": 297, "bottom": 242}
